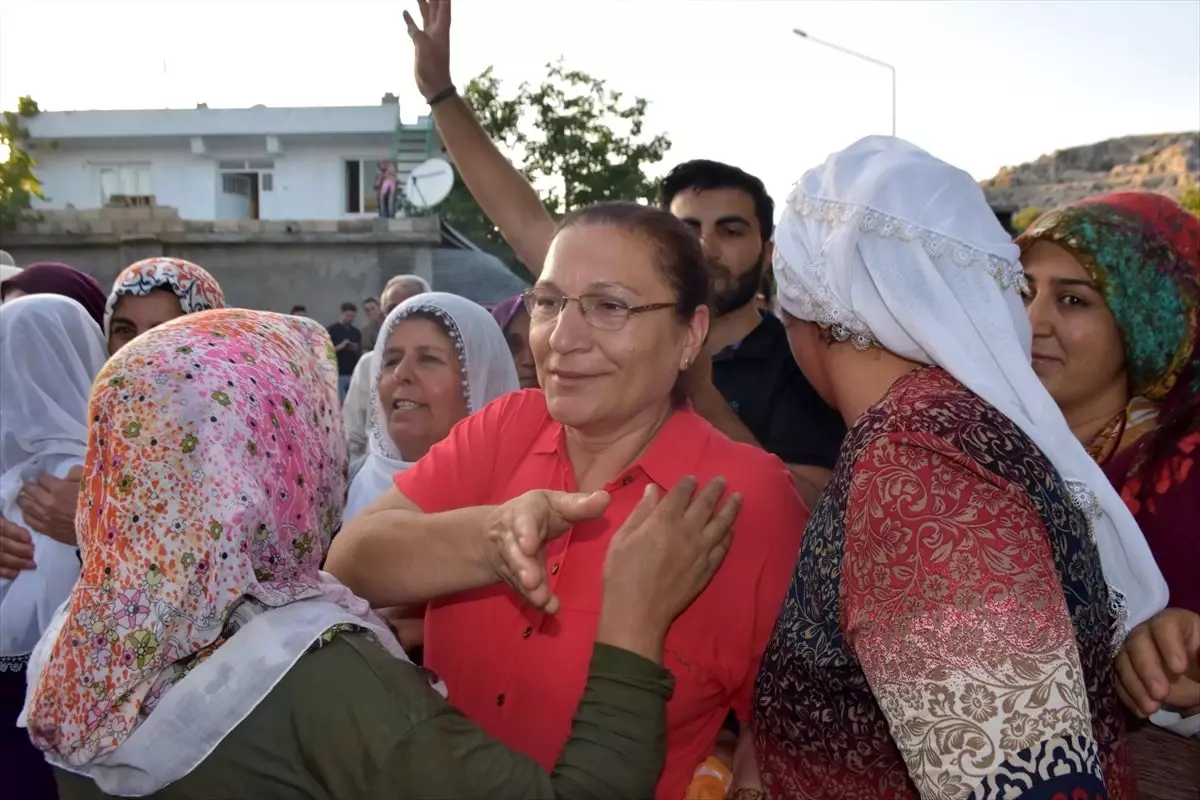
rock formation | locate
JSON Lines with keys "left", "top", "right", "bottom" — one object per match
{"left": 981, "top": 131, "right": 1198, "bottom": 212}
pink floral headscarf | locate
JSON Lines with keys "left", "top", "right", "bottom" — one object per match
{"left": 23, "top": 309, "right": 398, "bottom": 784}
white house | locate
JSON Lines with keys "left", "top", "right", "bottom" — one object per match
{"left": 25, "top": 97, "right": 444, "bottom": 221}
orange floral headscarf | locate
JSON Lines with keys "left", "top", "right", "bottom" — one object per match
{"left": 24, "top": 309, "right": 353, "bottom": 766}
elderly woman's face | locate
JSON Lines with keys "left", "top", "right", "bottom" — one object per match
{"left": 108, "top": 289, "right": 185, "bottom": 355}
{"left": 377, "top": 316, "right": 469, "bottom": 462}
{"left": 1022, "top": 240, "right": 1127, "bottom": 415}
{"left": 530, "top": 223, "right": 705, "bottom": 432}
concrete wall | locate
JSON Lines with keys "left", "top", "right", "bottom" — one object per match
{"left": 1, "top": 214, "right": 443, "bottom": 324}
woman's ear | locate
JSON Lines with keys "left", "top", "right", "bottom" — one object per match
{"left": 684, "top": 305, "right": 711, "bottom": 366}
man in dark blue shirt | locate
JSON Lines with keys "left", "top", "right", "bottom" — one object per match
{"left": 327, "top": 302, "right": 363, "bottom": 403}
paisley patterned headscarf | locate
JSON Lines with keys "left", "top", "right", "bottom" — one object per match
{"left": 1018, "top": 193, "right": 1200, "bottom": 505}
{"left": 103, "top": 257, "right": 225, "bottom": 339}
{"left": 21, "top": 309, "right": 405, "bottom": 796}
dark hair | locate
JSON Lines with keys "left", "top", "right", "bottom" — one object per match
{"left": 659, "top": 159, "right": 775, "bottom": 242}
{"left": 340, "top": 302, "right": 357, "bottom": 313}
{"left": 556, "top": 201, "right": 709, "bottom": 406}
{"left": 363, "top": 297, "right": 379, "bottom": 307}
{"left": 290, "top": 305, "right": 307, "bottom": 314}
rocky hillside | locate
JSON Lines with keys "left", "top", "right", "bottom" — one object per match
{"left": 981, "top": 132, "right": 1198, "bottom": 211}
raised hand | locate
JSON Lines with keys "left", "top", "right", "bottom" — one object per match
{"left": 598, "top": 477, "right": 741, "bottom": 661}
{"left": 483, "top": 489, "right": 611, "bottom": 614}
{"left": 403, "top": 0, "right": 453, "bottom": 101}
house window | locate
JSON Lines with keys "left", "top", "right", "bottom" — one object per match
{"left": 98, "top": 164, "right": 151, "bottom": 205}
{"left": 261, "top": 173, "right": 274, "bottom": 192}
{"left": 221, "top": 174, "right": 251, "bottom": 196}
{"left": 345, "top": 158, "right": 386, "bottom": 214}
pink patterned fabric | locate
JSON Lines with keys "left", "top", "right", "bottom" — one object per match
{"left": 25, "top": 308, "right": 349, "bottom": 764}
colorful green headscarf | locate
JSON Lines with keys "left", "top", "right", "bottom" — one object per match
{"left": 1019, "top": 192, "right": 1198, "bottom": 400}
{"left": 1018, "top": 191, "right": 1200, "bottom": 489}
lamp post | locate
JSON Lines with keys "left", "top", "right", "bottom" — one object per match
{"left": 793, "top": 28, "right": 896, "bottom": 137}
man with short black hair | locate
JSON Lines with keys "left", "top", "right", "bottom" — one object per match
{"left": 289, "top": 305, "right": 308, "bottom": 317}
{"left": 327, "top": 302, "right": 362, "bottom": 403}
{"left": 659, "top": 160, "right": 846, "bottom": 503}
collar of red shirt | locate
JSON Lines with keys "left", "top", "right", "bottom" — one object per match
{"left": 528, "top": 403, "right": 712, "bottom": 488}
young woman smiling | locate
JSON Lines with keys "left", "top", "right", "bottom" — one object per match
{"left": 1020, "top": 193, "right": 1200, "bottom": 798}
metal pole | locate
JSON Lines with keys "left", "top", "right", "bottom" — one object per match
{"left": 793, "top": 29, "right": 896, "bottom": 136}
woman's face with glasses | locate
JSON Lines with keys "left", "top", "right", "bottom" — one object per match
{"left": 530, "top": 222, "right": 707, "bottom": 433}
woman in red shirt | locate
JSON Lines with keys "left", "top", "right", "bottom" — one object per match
{"left": 328, "top": 201, "right": 808, "bottom": 800}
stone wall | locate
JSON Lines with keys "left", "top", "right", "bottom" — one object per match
{"left": 0, "top": 208, "right": 443, "bottom": 324}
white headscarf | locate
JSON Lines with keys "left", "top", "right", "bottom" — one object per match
{"left": 772, "top": 136, "right": 1168, "bottom": 644}
{"left": 345, "top": 292, "right": 519, "bottom": 518}
{"left": 0, "top": 294, "right": 108, "bottom": 657}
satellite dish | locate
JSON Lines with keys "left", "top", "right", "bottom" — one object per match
{"left": 405, "top": 157, "right": 454, "bottom": 211}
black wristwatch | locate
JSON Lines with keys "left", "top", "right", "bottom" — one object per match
{"left": 427, "top": 84, "right": 457, "bottom": 107}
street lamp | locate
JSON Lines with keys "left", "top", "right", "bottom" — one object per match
{"left": 793, "top": 28, "right": 896, "bottom": 137}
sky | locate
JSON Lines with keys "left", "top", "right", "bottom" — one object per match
{"left": 1, "top": 0, "right": 1198, "bottom": 204}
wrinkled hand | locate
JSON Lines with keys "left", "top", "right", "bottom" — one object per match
{"left": 1116, "top": 607, "right": 1200, "bottom": 718}
{"left": 0, "top": 515, "right": 36, "bottom": 579}
{"left": 602, "top": 476, "right": 740, "bottom": 633}
{"left": 484, "top": 489, "right": 610, "bottom": 614}
{"left": 17, "top": 468, "right": 82, "bottom": 546}
{"left": 403, "top": 0, "right": 453, "bottom": 101}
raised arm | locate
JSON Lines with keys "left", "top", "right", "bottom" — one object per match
{"left": 404, "top": 0, "right": 556, "bottom": 273}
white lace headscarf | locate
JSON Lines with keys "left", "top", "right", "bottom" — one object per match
{"left": 773, "top": 136, "right": 1167, "bottom": 644}
{"left": 344, "top": 292, "right": 518, "bottom": 518}
{"left": 0, "top": 295, "right": 108, "bottom": 658}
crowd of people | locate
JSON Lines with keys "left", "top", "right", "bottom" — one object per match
{"left": 0, "top": 1, "right": 1197, "bottom": 798}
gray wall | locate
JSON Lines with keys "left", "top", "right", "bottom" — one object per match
{"left": 2, "top": 239, "right": 439, "bottom": 324}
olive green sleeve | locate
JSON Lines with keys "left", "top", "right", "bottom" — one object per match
{"left": 373, "top": 643, "right": 674, "bottom": 800}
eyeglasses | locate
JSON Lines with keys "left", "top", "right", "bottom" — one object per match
{"left": 522, "top": 288, "right": 676, "bottom": 332}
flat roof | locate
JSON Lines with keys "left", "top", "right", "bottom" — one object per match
{"left": 26, "top": 105, "right": 431, "bottom": 140}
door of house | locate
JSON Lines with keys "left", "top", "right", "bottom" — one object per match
{"left": 216, "top": 174, "right": 254, "bottom": 220}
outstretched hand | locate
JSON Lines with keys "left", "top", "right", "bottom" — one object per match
{"left": 483, "top": 489, "right": 611, "bottom": 614}
{"left": 403, "top": 0, "right": 453, "bottom": 101}
{"left": 1116, "top": 607, "right": 1200, "bottom": 718}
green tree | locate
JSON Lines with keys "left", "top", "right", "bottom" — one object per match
{"left": 0, "top": 95, "right": 45, "bottom": 232}
{"left": 436, "top": 61, "right": 672, "bottom": 274}
{"left": 1012, "top": 206, "right": 1046, "bottom": 233}
{"left": 1180, "top": 183, "right": 1200, "bottom": 218}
